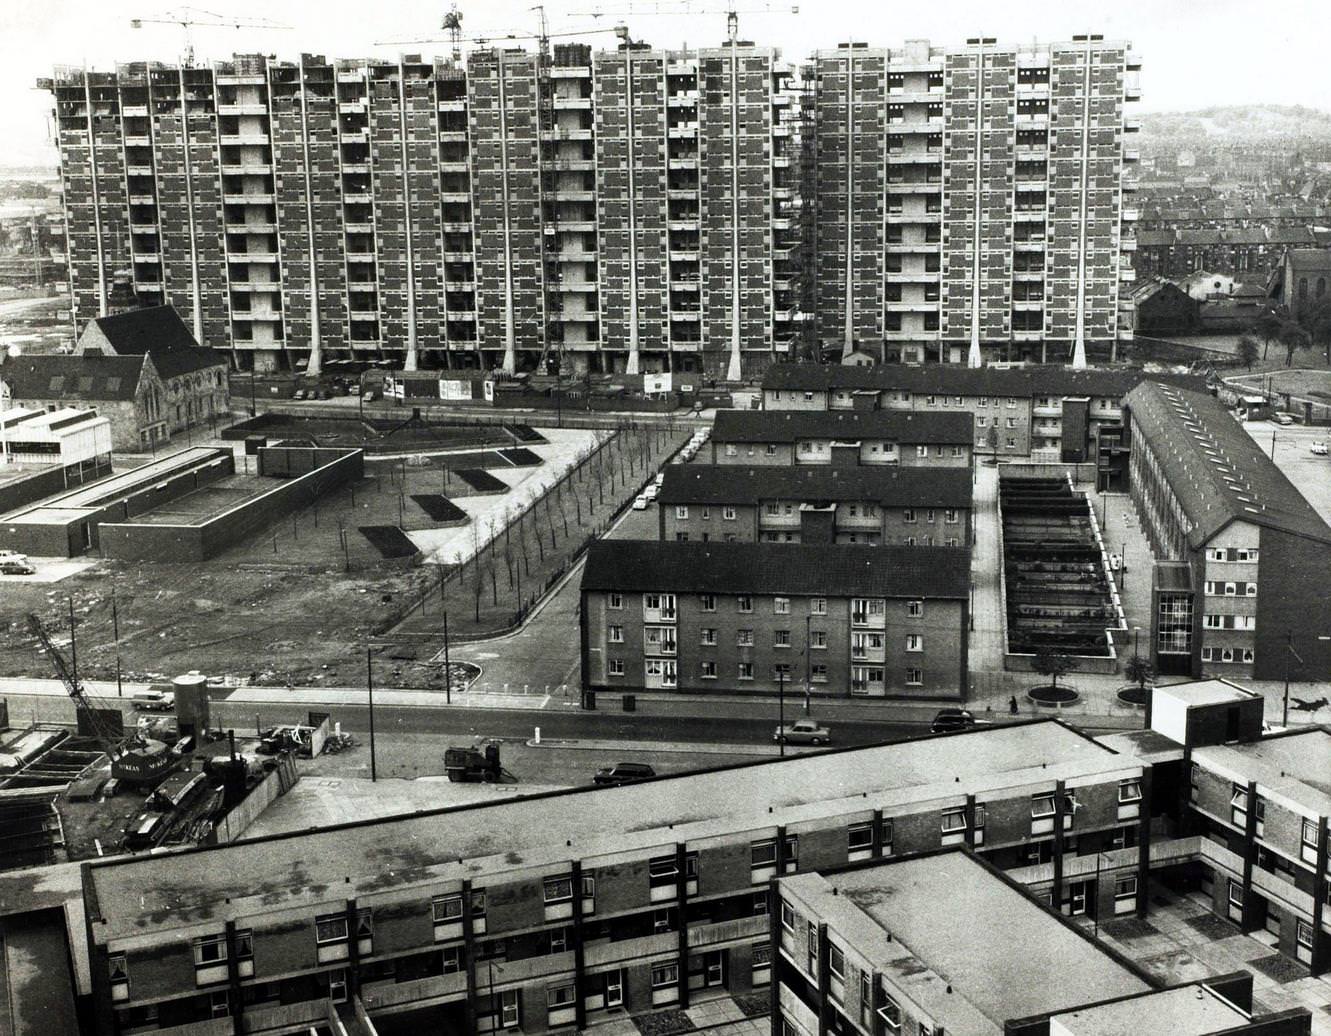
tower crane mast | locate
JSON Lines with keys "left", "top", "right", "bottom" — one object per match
{"left": 27, "top": 613, "right": 123, "bottom": 760}
{"left": 130, "top": 7, "right": 292, "bottom": 66}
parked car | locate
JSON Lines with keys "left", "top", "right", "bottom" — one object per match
{"left": 774, "top": 719, "right": 832, "bottom": 745}
{"left": 593, "top": 762, "right": 656, "bottom": 786}
{"left": 632, "top": 495, "right": 649, "bottom": 510}
{"left": 1311, "top": 442, "right": 1328, "bottom": 456}
{"left": 0, "top": 559, "right": 36, "bottom": 576}
{"left": 1274, "top": 413, "right": 1294, "bottom": 426}
{"left": 644, "top": 484, "right": 659, "bottom": 500}
{"left": 653, "top": 473, "right": 666, "bottom": 488}
{"left": 930, "top": 708, "right": 976, "bottom": 734}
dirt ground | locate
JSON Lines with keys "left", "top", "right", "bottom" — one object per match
{"left": 0, "top": 426, "right": 686, "bottom": 688}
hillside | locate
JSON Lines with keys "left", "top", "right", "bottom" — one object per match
{"left": 1139, "top": 105, "right": 1331, "bottom": 143}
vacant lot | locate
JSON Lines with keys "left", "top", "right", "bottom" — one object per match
{"left": 0, "top": 426, "right": 647, "bottom": 689}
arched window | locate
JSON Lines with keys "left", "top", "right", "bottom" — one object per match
{"left": 1299, "top": 277, "right": 1308, "bottom": 300}
{"left": 1318, "top": 277, "right": 1327, "bottom": 298}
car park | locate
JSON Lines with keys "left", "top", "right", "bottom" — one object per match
{"left": 633, "top": 495, "right": 649, "bottom": 510}
{"left": 593, "top": 762, "right": 656, "bottom": 786}
{"left": 774, "top": 719, "right": 832, "bottom": 745}
{"left": 930, "top": 708, "right": 976, "bottom": 733}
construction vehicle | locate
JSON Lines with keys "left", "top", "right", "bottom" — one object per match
{"left": 27, "top": 613, "right": 176, "bottom": 787}
{"left": 444, "top": 740, "right": 503, "bottom": 782}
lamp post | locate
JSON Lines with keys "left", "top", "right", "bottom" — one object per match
{"left": 366, "top": 647, "right": 377, "bottom": 782}
{"left": 777, "top": 667, "right": 786, "bottom": 758}
{"left": 1282, "top": 629, "right": 1304, "bottom": 729}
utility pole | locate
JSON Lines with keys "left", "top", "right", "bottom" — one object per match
{"left": 111, "top": 588, "right": 122, "bottom": 697}
{"left": 443, "top": 611, "right": 452, "bottom": 705}
{"left": 777, "top": 667, "right": 785, "bottom": 758}
{"left": 366, "top": 647, "right": 377, "bottom": 781}
{"left": 67, "top": 597, "right": 78, "bottom": 693}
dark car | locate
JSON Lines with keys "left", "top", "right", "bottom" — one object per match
{"left": 594, "top": 762, "right": 656, "bottom": 786}
{"left": 930, "top": 708, "right": 975, "bottom": 734}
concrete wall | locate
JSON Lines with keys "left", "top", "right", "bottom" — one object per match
{"left": 211, "top": 755, "right": 298, "bottom": 844}
{"left": 98, "top": 448, "right": 363, "bottom": 563}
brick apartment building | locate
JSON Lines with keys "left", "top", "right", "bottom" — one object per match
{"left": 776, "top": 854, "right": 1309, "bottom": 1035}
{"left": 579, "top": 539, "right": 969, "bottom": 699}
{"left": 656, "top": 464, "right": 972, "bottom": 546}
{"left": 809, "top": 36, "right": 1141, "bottom": 367}
{"left": 709, "top": 408, "right": 973, "bottom": 470}
{"left": 51, "top": 690, "right": 1330, "bottom": 1036}
{"left": 1123, "top": 381, "right": 1331, "bottom": 682}
{"left": 40, "top": 39, "right": 804, "bottom": 378}
{"left": 760, "top": 361, "right": 1204, "bottom": 483}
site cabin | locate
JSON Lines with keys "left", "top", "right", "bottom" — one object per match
{"left": 444, "top": 742, "right": 502, "bottom": 782}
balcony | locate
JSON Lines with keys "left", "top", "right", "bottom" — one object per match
{"left": 547, "top": 220, "right": 596, "bottom": 233}
{"left": 444, "top": 250, "right": 474, "bottom": 262}
{"left": 886, "top": 301, "right": 938, "bottom": 313}
{"left": 887, "top": 151, "right": 942, "bottom": 165}
{"left": 556, "top": 281, "right": 597, "bottom": 293}
{"left": 1123, "top": 148, "right": 1140, "bottom": 162}
{"left": 447, "top": 309, "right": 478, "bottom": 321}
{"left": 773, "top": 156, "right": 792, "bottom": 168}
{"left": 1014, "top": 209, "right": 1046, "bottom": 222}
{"left": 135, "top": 280, "right": 163, "bottom": 293}
{"left": 885, "top": 270, "right": 938, "bottom": 282}
{"left": 884, "top": 242, "right": 940, "bottom": 253}
{"left": 230, "top": 281, "right": 281, "bottom": 292}
{"left": 447, "top": 280, "right": 476, "bottom": 291}
{"left": 219, "top": 134, "right": 269, "bottom": 147}
{"left": 887, "top": 181, "right": 942, "bottom": 194}
{"left": 346, "top": 252, "right": 376, "bottom": 263}
{"left": 124, "top": 135, "right": 151, "bottom": 147}
{"left": 125, "top": 165, "right": 154, "bottom": 177}
{"left": 554, "top": 189, "right": 595, "bottom": 202}
{"left": 362, "top": 969, "right": 469, "bottom": 1011}
{"left": 218, "top": 103, "right": 268, "bottom": 116}
{"left": 346, "top": 280, "right": 376, "bottom": 292}
{"left": 1121, "top": 208, "right": 1140, "bottom": 222}
{"left": 121, "top": 104, "right": 149, "bottom": 118}
{"left": 554, "top": 96, "right": 593, "bottom": 110}
{"left": 542, "top": 127, "right": 593, "bottom": 142}
{"left": 128, "top": 195, "right": 156, "bottom": 206}
{"left": 668, "top": 91, "right": 699, "bottom": 105}
{"left": 438, "top": 130, "right": 468, "bottom": 143}
{"left": 688, "top": 914, "right": 768, "bottom": 949}
{"left": 1015, "top": 179, "right": 1048, "bottom": 192}
{"left": 231, "top": 251, "right": 280, "bottom": 263}
{"left": 1015, "top": 145, "right": 1048, "bottom": 160}
{"left": 668, "top": 157, "right": 698, "bottom": 170}
{"left": 441, "top": 191, "right": 470, "bottom": 204}
{"left": 669, "top": 124, "right": 699, "bottom": 138}
{"left": 133, "top": 252, "right": 161, "bottom": 263}
{"left": 671, "top": 309, "right": 701, "bottom": 320}
{"left": 341, "top": 161, "right": 370, "bottom": 174}
{"left": 345, "top": 222, "right": 374, "bottom": 234}
{"left": 550, "top": 66, "right": 591, "bottom": 78}
{"left": 667, "top": 188, "right": 698, "bottom": 200}
{"left": 340, "top": 129, "right": 368, "bottom": 143}
{"left": 442, "top": 221, "right": 472, "bottom": 234}
{"left": 221, "top": 163, "right": 272, "bottom": 176}
{"left": 1015, "top": 115, "right": 1049, "bottom": 130}
{"left": 232, "top": 310, "right": 281, "bottom": 322}
{"left": 223, "top": 193, "right": 275, "bottom": 205}
{"left": 886, "top": 211, "right": 942, "bottom": 224}
{"left": 437, "top": 99, "right": 466, "bottom": 112}
{"left": 555, "top": 250, "right": 596, "bottom": 261}
{"left": 349, "top": 309, "right": 379, "bottom": 321}
{"left": 1120, "top": 236, "right": 1137, "bottom": 252}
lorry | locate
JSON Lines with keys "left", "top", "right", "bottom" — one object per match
{"left": 444, "top": 741, "right": 503, "bottom": 782}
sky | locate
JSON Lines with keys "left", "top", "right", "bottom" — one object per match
{"left": 1, "top": 0, "right": 1327, "bottom": 167}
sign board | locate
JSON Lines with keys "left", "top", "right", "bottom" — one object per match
{"left": 438, "top": 378, "right": 473, "bottom": 402}
{"left": 643, "top": 373, "right": 672, "bottom": 395}
{"left": 483, "top": 380, "right": 495, "bottom": 402}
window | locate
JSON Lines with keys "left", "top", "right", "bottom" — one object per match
{"left": 811, "top": 664, "right": 828, "bottom": 683}
{"left": 651, "top": 963, "right": 678, "bottom": 988}
{"left": 737, "top": 662, "right": 753, "bottom": 680}
{"left": 1115, "top": 876, "right": 1138, "bottom": 901}
{"left": 736, "top": 629, "right": 754, "bottom": 646}
{"left": 700, "top": 593, "right": 716, "bottom": 611}
{"left": 499, "top": 989, "right": 520, "bottom": 1028}
{"left": 193, "top": 934, "right": 227, "bottom": 965}
{"left": 905, "top": 634, "right": 922, "bottom": 652}
{"left": 944, "top": 509, "right": 958, "bottom": 524}
{"left": 1031, "top": 794, "right": 1055, "bottom": 819}
{"left": 903, "top": 508, "right": 916, "bottom": 523}
{"left": 700, "top": 660, "right": 716, "bottom": 679}
{"left": 941, "top": 807, "right": 968, "bottom": 836}
{"left": 607, "top": 658, "right": 625, "bottom": 676}
{"left": 806, "top": 921, "right": 818, "bottom": 975}
{"left": 810, "top": 597, "right": 827, "bottom": 615}
{"left": 675, "top": 506, "right": 689, "bottom": 519}
{"left": 1302, "top": 819, "right": 1321, "bottom": 865}
{"left": 766, "top": 444, "right": 778, "bottom": 456}
{"left": 809, "top": 630, "right": 827, "bottom": 649}
{"left": 608, "top": 593, "right": 623, "bottom": 609}
{"left": 432, "top": 894, "right": 463, "bottom": 923}
{"left": 780, "top": 900, "right": 796, "bottom": 933}
{"left": 848, "top": 822, "right": 874, "bottom": 853}
{"left": 752, "top": 942, "right": 772, "bottom": 983}
{"left": 879, "top": 990, "right": 902, "bottom": 1032}
{"left": 725, "top": 444, "right": 738, "bottom": 456}
{"left": 316, "top": 915, "right": 348, "bottom": 944}
{"left": 827, "top": 942, "right": 845, "bottom": 984}
{"left": 926, "top": 509, "right": 936, "bottom": 523}
{"left": 723, "top": 506, "right": 737, "bottom": 521}
{"left": 737, "top": 595, "right": 753, "bottom": 613}
{"left": 774, "top": 597, "right": 790, "bottom": 614}
{"left": 547, "top": 984, "right": 575, "bottom": 1009}
{"left": 753, "top": 839, "right": 778, "bottom": 868}
{"left": 608, "top": 625, "right": 624, "bottom": 643}
{"left": 1118, "top": 779, "right": 1142, "bottom": 804}
{"left": 543, "top": 877, "right": 573, "bottom": 904}
{"left": 773, "top": 629, "right": 792, "bottom": 649}
{"left": 905, "top": 667, "right": 922, "bottom": 685}
{"left": 916, "top": 445, "right": 928, "bottom": 458}
{"left": 881, "top": 818, "right": 894, "bottom": 856}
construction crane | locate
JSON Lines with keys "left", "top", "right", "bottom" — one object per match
{"left": 130, "top": 7, "right": 292, "bottom": 66}
{"left": 375, "top": 4, "right": 627, "bottom": 55}
{"left": 27, "top": 613, "right": 123, "bottom": 760}
{"left": 573, "top": 0, "right": 798, "bottom": 43}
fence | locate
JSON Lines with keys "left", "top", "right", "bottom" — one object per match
{"left": 209, "top": 753, "right": 298, "bottom": 844}
{"left": 377, "top": 422, "right": 678, "bottom": 636}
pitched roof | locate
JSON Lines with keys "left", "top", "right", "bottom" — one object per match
{"left": 760, "top": 362, "right": 1206, "bottom": 400}
{"left": 1268, "top": 226, "right": 1316, "bottom": 245}
{"left": 1124, "top": 381, "right": 1331, "bottom": 548}
{"left": 711, "top": 407, "right": 973, "bottom": 444}
{"left": 83, "top": 305, "right": 226, "bottom": 380}
{"left": 0, "top": 354, "right": 146, "bottom": 402}
{"left": 1135, "top": 229, "right": 1177, "bottom": 247}
{"left": 1285, "top": 248, "right": 1331, "bottom": 272}
{"left": 658, "top": 463, "right": 972, "bottom": 508}
{"left": 581, "top": 539, "right": 971, "bottom": 599}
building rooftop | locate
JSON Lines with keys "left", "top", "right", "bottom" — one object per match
{"left": 84, "top": 721, "right": 1137, "bottom": 943}
{"left": 581, "top": 539, "right": 971, "bottom": 598}
{"left": 1046, "top": 984, "right": 1249, "bottom": 1036}
{"left": 1283, "top": 247, "right": 1331, "bottom": 272}
{"left": 1194, "top": 728, "right": 1331, "bottom": 818}
{"left": 0, "top": 354, "right": 146, "bottom": 403}
{"left": 657, "top": 463, "right": 972, "bottom": 508}
{"left": 712, "top": 407, "right": 973, "bottom": 445}
{"left": 80, "top": 306, "right": 226, "bottom": 381}
{"left": 1124, "top": 381, "right": 1331, "bottom": 548}
{"left": 760, "top": 362, "right": 1204, "bottom": 401}
{"left": 1154, "top": 678, "right": 1260, "bottom": 709}
{"left": 787, "top": 854, "right": 1150, "bottom": 1030}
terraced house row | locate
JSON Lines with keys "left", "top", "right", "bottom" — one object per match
{"left": 12, "top": 683, "right": 1317, "bottom": 1034}
{"left": 43, "top": 32, "right": 1141, "bottom": 376}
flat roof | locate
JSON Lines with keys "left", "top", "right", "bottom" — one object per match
{"left": 712, "top": 407, "right": 973, "bottom": 445}
{"left": 1047, "top": 984, "right": 1247, "bottom": 1036}
{"left": 657, "top": 463, "right": 972, "bottom": 508}
{"left": 0, "top": 447, "right": 227, "bottom": 522}
{"left": 85, "top": 721, "right": 1134, "bottom": 943}
{"left": 792, "top": 855, "right": 1149, "bottom": 1029}
{"left": 1155, "top": 678, "right": 1260, "bottom": 708}
{"left": 1195, "top": 729, "right": 1331, "bottom": 817}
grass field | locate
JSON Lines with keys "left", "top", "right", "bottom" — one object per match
{"left": 1228, "top": 368, "right": 1331, "bottom": 404}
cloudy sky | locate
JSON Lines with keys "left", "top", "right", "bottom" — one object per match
{"left": 1, "top": 0, "right": 1326, "bottom": 167}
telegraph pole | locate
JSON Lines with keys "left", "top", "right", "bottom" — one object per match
{"left": 366, "top": 648, "right": 377, "bottom": 781}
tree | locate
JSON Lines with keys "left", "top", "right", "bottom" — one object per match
{"left": 1124, "top": 654, "right": 1154, "bottom": 693}
{"left": 1236, "top": 334, "right": 1260, "bottom": 371}
{"left": 1279, "top": 321, "right": 1309, "bottom": 367}
{"left": 1300, "top": 298, "right": 1331, "bottom": 364}
{"left": 1032, "top": 646, "right": 1080, "bottom": 690}
{"left": 1253, "top": 309, "right": 1283, "bottom": 360}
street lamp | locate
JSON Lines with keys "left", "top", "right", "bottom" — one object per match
{"left": 777, "top": 667, "right": 786, "bottom": 758}
{"left": 1132, "top": 625, "right": 1141, "bottom": 660}
{"left": 1283, "top": 629, "right": 1304, "bottom": 729}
